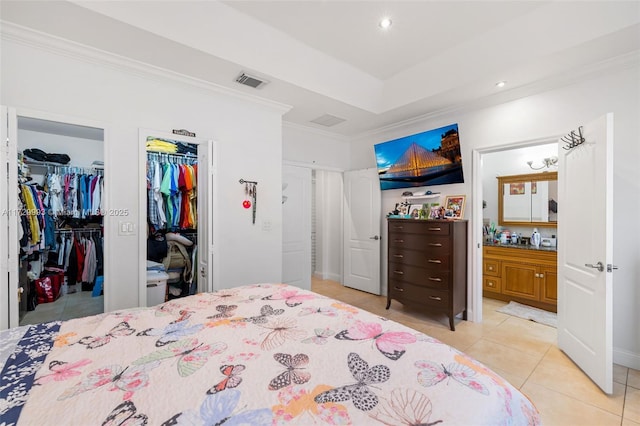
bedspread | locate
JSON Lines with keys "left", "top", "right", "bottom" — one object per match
{"left": 0, "top": 283, "right": 540, "bottom": 425}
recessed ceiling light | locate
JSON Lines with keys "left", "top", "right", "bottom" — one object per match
{"left": 379, "top": 17, "right": 392, "bottom": 29}
{"left": 496, "top": 81, "right": 506, "bottom": 88}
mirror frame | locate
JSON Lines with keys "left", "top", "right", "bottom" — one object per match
{"left": 497, "top": 171, "right": 558, "bottom": 227}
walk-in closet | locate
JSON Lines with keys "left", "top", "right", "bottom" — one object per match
{"left": 16, "top": 117, "right": 105, "bottom": 325}
{"left": 145, "top": 136, "right": 200, "bottom": 305}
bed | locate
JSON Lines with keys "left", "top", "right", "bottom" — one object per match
{"left": 1, "top": 283, "right": 540, "bottom": 425}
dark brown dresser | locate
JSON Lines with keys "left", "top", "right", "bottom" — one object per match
{"left": 386, "top": 218, "right": 468, "bottom": 331}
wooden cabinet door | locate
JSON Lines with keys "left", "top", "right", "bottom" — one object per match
{"left": 539, "top": 265, "right": 557, "bottom": 305}
{"left": 501, "top": 261, "right": 539, "bottom": 301}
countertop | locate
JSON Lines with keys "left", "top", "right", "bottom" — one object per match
{"left": 483, "top": 241, "right": 557, "bottom": 252}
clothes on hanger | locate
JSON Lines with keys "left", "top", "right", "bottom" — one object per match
{"left": 147, "top": 153, "right": 197, "bottom": 230}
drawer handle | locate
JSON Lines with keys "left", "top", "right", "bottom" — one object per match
{"left": 393, "top": 270, "right": 404, "bottom": 275}
{"left": 488, "top": 282, "right": 494, "bottom": 287}
{"left": 427, "top": 259, "right": 442, "bottom": 264}
{"left": 393, "top": 254, "right": 404, "bottom": 258}
{"left": 394, "top": 239, "right": 405, "bottom": 243}
{"left": 428, "top": 227, "right": 441, "bottom": 231}
{"left": 428, "top": 277, "right": 442, "bottom": 282}
{"left": 394, "top": 286, "right": 404, "bottom": 292}
{"left": 393, "top": 226, "right": 404, "bottom": 230}
{"left": 429, "top": 296, "right": 442, "bottom": 301}
{"left": 428, "top": 243, "right": 442, "bottom": 247}
{"left": 488, "top": 266, "right": 494, "bottom": 271}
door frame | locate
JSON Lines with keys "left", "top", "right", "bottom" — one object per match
{"left": 138, "top": 129, "right": 217, "bottom": 307}
{"left": 282, "top": 164, "right": 312, "bottom": 290}
{"left": 4, "top": 107, "right": 109, "bottom": 328}
{"left": 283, "top": 160, "right": 345, "bottom": 284}
{"left": 471, "top": 134, "right": 562, "bottom": 323}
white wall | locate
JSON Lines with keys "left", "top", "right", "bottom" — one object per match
{"left": 2, "top": 36, "right": 286, "bottom": 309}
{"left": 283, "top": 122, "right": 350, "bottom": 170}
{"left": 351, "top": 66, "right": 640, "bottom": 369}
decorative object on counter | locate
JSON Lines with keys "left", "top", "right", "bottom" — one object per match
{"left": 531, "top": 228, "right": 541, "bottom": 248}
{"left": 511, "top": 233, "right": 519, "bottom": 245}
{"left": 429, "top": 203, "right": 444, "bottom": 220}
{"left": 561, "top": 125, "right": 585, "bottom": 151}
{"left": 239, "top": 178, "right": 258, "bottom": 224}
{"left": 443, "top": 195, "right": 466, "bottom": 220}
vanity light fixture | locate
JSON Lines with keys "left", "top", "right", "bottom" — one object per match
{"left": 527, "top": 156, "right": 558, "bottom": 170}
{"left": 495, "top": 81, "right": 506, "bottom": 88}
{"left": 379, "top": 17, "right": 392, "bottom": 29}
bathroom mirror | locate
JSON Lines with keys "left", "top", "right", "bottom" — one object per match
{"left": 498, "top": 172, "right": 558, "bottom": 227}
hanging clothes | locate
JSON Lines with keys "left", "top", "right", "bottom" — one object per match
{"left": 148, "top": 151, "right": 197, "bottom": 231}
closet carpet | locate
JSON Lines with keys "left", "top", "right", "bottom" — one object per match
{"left": 20, "top": 290, "right": 103, "bottom": 325}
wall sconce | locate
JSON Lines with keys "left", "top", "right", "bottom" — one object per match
{"left": 527, "top": 156, "right": 558, "bottom": 170}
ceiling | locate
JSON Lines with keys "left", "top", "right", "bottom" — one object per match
{"left": 1, "top": 1, "right": 639, "bottom": 137}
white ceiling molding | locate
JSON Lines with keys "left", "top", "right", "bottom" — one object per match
{"left": 282, "top": 121, "right": 349, "bottom": 142}
{"left": 355, "top": 51, "right": 640, "bottom": 142}
{"left": 0, "top": 20, "right": 292, "bottom": 115}
{"left": 71, "top": 0, "right": 384, "bottom": 113}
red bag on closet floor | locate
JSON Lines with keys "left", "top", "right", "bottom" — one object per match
{"left": 35, "top": 274, "right": 62, "bottom": 303}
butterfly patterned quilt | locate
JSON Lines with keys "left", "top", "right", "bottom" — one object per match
{"left": 0, "top": 283, "right": 540, "bottom": 425}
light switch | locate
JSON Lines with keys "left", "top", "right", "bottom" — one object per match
{"left": 118, "top": 221, "right": 136, "bottom": 236}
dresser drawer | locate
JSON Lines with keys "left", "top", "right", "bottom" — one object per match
{"left": 388, "top": 247, "right": 451, "bottom": 269}
{"left": 389, "top": 262, "right": 450, "bottom": 289}
{"left": 483, "top": 276, "right": 501, "bottom": 293}
{"left": 388, "top": 220, "right": 450, "bottom": 236}
{"left": 388, "top": 233, "right": 451, "bottom": 252}
{"left": 389, "top": 281, "right": 450, "bottom": 308}
{"left": 483, "top": 259, "right": 500, "bottom": 277}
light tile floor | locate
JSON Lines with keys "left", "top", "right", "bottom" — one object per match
{"left": 20, "top": 289, "right": 104, "bottom": 326}
{"left": 311, "top": 277, "right": 639, "bottom": 426}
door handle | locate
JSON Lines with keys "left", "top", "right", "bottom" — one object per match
{"left": 369, "top": 236, "right": 380, "bottom": 240}
{"left": 585, "top": 262, "right": 604, "bottom": 272}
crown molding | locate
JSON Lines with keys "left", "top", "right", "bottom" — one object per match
{"left": 0, "top": 21, "right": 292, "bottom": 115}
{"left": 282, "top": 121, "right": 350, "bottom": 142}
{"left": 355, "top": 50, "right": 640, "bottom": 141}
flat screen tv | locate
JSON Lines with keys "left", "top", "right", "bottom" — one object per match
{"left": 374, "top": 123, "right": 464, "bottom": 190}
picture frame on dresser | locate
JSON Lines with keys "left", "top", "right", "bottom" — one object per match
{"left": 408, "top": 204, "right": 422, "bottom": 218}
{"left": 444, "top": 195, "right": 466, "bottom": 220}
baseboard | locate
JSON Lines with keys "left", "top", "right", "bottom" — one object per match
{"left": 613, "top": 346, "right": 640, "bottom": 370}
{"left": 312, "top": 271, "right": 342, "bottom": 284}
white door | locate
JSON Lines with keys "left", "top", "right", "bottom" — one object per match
{"left": 1, "top": 107, "right": 19, "bottom": 330}
{"left": 343, "top": 168, "right": 381, "bottom": 294}
{"left": 197, "top": 140, "right": 215, "bottom": 293}
{"left": 282, "top": 165, "right": 311, "bottom": 290}
{"left": 558, "top": 113, "right": 614, "bottom": 394}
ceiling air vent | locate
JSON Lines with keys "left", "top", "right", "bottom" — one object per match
{"left": 310, "top": 114, "right": 346, "bottom": 127}
{"left": 235, "top": 72, "right": 268, "bottom": 89}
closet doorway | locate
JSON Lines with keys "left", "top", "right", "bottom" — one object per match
{"left": 1, "top": 107, "right": 108, "bottom": 329}
{"left": 138, "top": 129, "right": 215, "bottom": 307}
